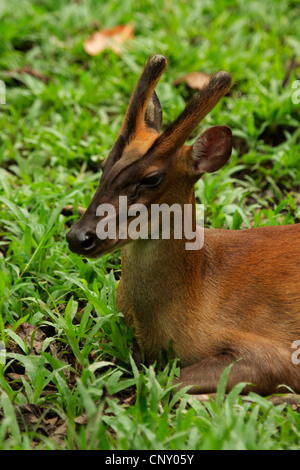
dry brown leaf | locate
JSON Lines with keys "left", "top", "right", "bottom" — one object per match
{"left": 15, "top": 404, "right": 56, "bottom": 436}
{"left": 74, "top": 413, "right": 88, "bottom": 426}
{"left": 174, "top": 71, "right": 212, "bottom": 90}
{"left": 49, "top": 422, "right": 68, "bottom": 446}
{"left": 83, "top": 23, "right": 134, "bottom": 56}
{"left": 14, "top": 323, "right": 46, "bottom": 354}
{"left": 62, "top": 204, "right": 85, "bottom": 216}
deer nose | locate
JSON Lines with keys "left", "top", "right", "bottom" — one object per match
{"left": 66, "top": 227, "right": 96, "bottom": 255}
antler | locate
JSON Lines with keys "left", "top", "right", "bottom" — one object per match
{"left": 154, "top": 71, "right": 232, "bottom": 153}
{"left": 106, "top": 56, "right": 232, "bottom": 169}
{"left": 120, "top": 54, "right": 167, "bottom": 141}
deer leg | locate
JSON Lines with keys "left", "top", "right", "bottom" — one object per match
{"left": 173, "top": 346, "right": 300, "bottom": 396}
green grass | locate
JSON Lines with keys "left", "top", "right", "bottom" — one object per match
{"left": 0, "top": 0, "right": 300, "bottom": 450}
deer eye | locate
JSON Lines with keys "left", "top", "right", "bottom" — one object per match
{"left": 139, "top": 173, "right": 164, "bottom": 188}
{"left": 129, "top": 173, "right": 164, "bottom": 200}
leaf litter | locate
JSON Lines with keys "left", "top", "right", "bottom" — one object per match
{"left": 83, "top": 23, "right": 134, "bottom": 56}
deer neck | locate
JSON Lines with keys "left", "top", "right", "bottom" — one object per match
{"left": 120, "top": 189, "right": 203, "bottom": 323}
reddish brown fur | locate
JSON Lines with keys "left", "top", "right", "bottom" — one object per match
{"left": 116, "top": 187, "right": 300, "bottom": 395}
{"left": 67, "top": 56, "right": 300, "bottom": 395}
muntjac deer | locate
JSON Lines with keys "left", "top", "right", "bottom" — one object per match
{"left": 67, "top": 55, "right": 300, "bottom": 395}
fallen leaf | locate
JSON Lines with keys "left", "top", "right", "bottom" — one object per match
{"left": 174, "top": 71, "right": 212, "bottom": 90}
{"left": 15, "top": 404, "right": 56, "bottom": 436}
{"left": 74, "top": 413, "right": 88, "bottom": 426}
{"left": 62, "top": 204, "right": 85, "bottom": 216}
{"left": 48, "top": 422, "right": 68, "bottom": 447}
{"left": 15, "top": 323, "right": 46, "bottom": 354}
{"left": 83, "top": 23, "right": 134, "bottom": 56}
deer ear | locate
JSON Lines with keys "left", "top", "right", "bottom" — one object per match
{"left": 144, "top": 91, "right": 163, "bottom": 132}
{"left": 190, "top": 126, "right": 232, "bottom": 175}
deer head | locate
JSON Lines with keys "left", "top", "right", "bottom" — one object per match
{"left": 66, "top": 55, "right": 233, "bottom": 258}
